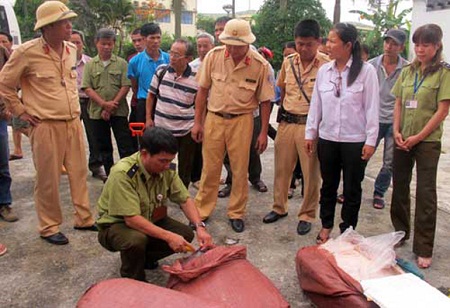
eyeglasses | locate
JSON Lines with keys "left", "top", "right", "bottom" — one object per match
{"left": 330, "top": 75, "right": 342, "bottom": 98}
{"left": 169, "top": 51, "right": 186, "bottom": 59}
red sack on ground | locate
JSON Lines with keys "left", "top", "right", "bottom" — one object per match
{"left": 77, "top": 278, "right": 226, "bottom": 308}
{"left": 296, "top": 246, "right": 377, "bottom": 308}
{"left": 163, "top": 245, "right": 290, "bottom": 308}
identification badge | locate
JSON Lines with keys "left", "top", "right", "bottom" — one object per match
{"left": 405, "top": 100, "right": 418, "bottom": 109}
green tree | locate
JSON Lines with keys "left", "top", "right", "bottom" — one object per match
{"left": 350, "top": 0, "right": 411, "bottom": 57}
{"left": 254, "top": 0, "right": 332, "bottom": 69}
{"left": 69, "top": 0, "right": 135, "bottom": 57}
{"left": 14, "top": 0, "right": 42, "bottom": 42}
{"left": 196, "top": 14, "right": 215, "bottom": 35}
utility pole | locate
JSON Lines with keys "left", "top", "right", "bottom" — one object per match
{"left": 280, "top": 0, "right": 287, "bottom": 10}
{"left": 232, "top": 0, "right": 236, "bottom": 18}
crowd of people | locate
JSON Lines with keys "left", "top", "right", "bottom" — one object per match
{"left": 1, "top": 0, "right": 449, "bottom": 277}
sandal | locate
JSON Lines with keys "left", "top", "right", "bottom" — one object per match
{"left": 0, "top": 243, "right": 7, "bottom": 256}
{"left": 218, "top": 184, "right": 232, "bottom": 198}
{"left": 336, "top": 194, "right": 344, "bottom": 204}
{"left": 288, "top": 188, "right": 294, "bottom": 199}
{"left": 373, "top": 196, "right": 385, "bottom": 209}
{"left": 9, "top": 154, "right": 23, "bottom": 161}
{"left": 252, "top": 180, "right": 268, "bottom": 193}
{"left": 316, "top": 228, "right": 332, "bottom": 245}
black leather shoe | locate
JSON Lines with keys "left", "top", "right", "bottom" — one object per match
{"left": 263, "top": 211, "right": 288, "bottom": 224}
{"left": 92, "top": 166, "right": 108, "bottom": 183}
{"left": 229, "top": 219, "right": 244, "bottom": 233}
{"left": 218, "top": 184, "right": 232, "bottom": 198}
{"left": 74, "top": 224, "right": 98, "bottom": 232}
{"left": 297, "top": 220, "right": 312, "bottom": 235}
{"left": 41, "top": 232, "right": 69, "bottom": 245}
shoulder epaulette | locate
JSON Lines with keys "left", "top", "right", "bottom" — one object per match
{"left": 287, "top": 53, "right": 297, "bottom": 59}
{"left": 441, "top": 61, "right": 450, "bottom": 70}
{"left": 127, "top": 163, "right": 139, "bottom": 178}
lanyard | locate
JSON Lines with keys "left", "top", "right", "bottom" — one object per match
{"left": 413, "top": 72, "right": 427, "bottom": 95}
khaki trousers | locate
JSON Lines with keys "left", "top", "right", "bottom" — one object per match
{"left": 195, "top": 112, "right": 253, "bottom": 219}
{"left": 272, "top": 122, "right": 320, "bottom": 221}
{"left": 30, "top": 118, "right": 95, "bottom": 236}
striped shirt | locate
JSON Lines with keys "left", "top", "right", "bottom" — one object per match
{"left": 149, "top": 64, "right": 198, "bottom": 137}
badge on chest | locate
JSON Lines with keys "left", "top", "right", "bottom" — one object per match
{"left": 405, "top": 99, "right": 418, "bottom": 109}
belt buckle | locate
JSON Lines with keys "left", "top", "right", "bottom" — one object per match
{"left": 223, "top": 113, "right": 233, "bottom": 119}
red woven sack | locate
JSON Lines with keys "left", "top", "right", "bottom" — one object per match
{"left": 77, "top": 278, "right": 226, "bottom": 308}
{"left": 296, "top": 246, "right": 377, "bottom": 308}
{"left": 163, "top": 245, "right": 290, "bottom": 308}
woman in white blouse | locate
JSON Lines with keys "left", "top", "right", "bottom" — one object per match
{"left": 305, "top": 23, "right": 379, "bottom": 244}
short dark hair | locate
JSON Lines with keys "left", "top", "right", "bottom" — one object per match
{"left": 141, "top": 22, "right": 161, "bottom": 37}
{"left": 141, "top": 127, "right": 178, "bottom": 155}
{"left": 95, "top": 28, "right": 116, "bottom": 41}
{"left": 174, "top": 38, "right": 194, "bottom": 57}
{"left": 294, "top": 19, "right": 320, "bottom": 39}
{"left": 72, "top": 30, "right": 85, "bottom": 43}
{"left": 283, "top": 41, "right": 296, "bottom": 51}
{"left": 0, "top": 31, "right": 12, "bottom": 42}
{"left": 131, "top": 28, "right": 141, "bottom": 35}
{"left": 215, "top": 16, "right": 231, "bottom": 26}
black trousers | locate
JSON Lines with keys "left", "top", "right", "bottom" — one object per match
{"left": 317, "top": 138, "right": 367, "bottom": 233}
{"left": 136, "top": 98, "right": 147, "bottom": 123}
{"left": 176, "top": 133, "right": 197, "bottom": 189}
{"left": 224, "top": 115, "right": 262, "bottom": 185}
{"left": 190, "top": 142, "right": 203, "bottom": 183}
{"left": 91, "top": 116, "right": 136, "bottom": 175}
{"left": 98, "top": 218, "right": 194, "bottom": 281}
{"left": 80, "top": 98, "right": 102, "bottom": 171}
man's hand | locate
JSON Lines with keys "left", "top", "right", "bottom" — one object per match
{"left": 403, "top": 135, "right": 421, "bottom": 151}
{"left": 304, "top": 139, "right": 316, "bottom": 157}
{"left": 196, "top": 228, "right": 214, "bottom": 249}
{"left": 255, "top": 132, "right": 268, "bottom": 154}
{"left": 166, "top": 232, "right": 195, "bottom": 253}
{"left": 394, "top": 131, "right": 408, "bottom": 151}
{"left": 19, "top": 112, "right": 41, "bottom": 127}
{"left": 191, "top": 123, "right": 203, "bottom": 143}
{"left": 145, "top": 118, "right": 154, "bottom": 128}
{"left": 101, "top": 110, "right": 111, "bottom": 121}
{"left": 102, "top": 101, "right": 119, "bottom": 113}
{"left": 361, "top": 145, "right": 375, "bottom": 161}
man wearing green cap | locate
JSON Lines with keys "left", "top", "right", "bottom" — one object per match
{"left": 0, "top": 1, "right": 97, "bottom": 245}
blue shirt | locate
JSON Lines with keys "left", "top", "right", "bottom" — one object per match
{"left": 127, "top": 49, "right": 170, "bottom": 99}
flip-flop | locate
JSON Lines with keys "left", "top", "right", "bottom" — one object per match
{"left": 252, "top": 180, "right": 268, "bottom": 192}
{"left": 373, "top": 196, "right": 385, "bottom": 209}
{"left": 0, "top": 243, "right": 7, "bottom": 256}
{"left": 336, "top": 194, "right": 344, "bottom": 204}
{"left": 9, "top": 154, "right": 23, "bottom": 161}
{"left": 417, "top": 256, "right": 432, "bottom": 269}
{"left": 316, "top": 228, "right": 332, "bottom": 245}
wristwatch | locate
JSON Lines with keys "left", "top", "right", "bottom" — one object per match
{"left": 193, "top": 221, "right": 206, "bottom": 230}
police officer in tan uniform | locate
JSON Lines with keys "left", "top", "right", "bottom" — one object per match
{"left": 263, "top": 20, "right": 329, "bottom": 236}
{"left": 0, "top": 1, "right": 97, "bottom": 245}
{"left": 191, "top": 19, "right": 274, "bottom": 233}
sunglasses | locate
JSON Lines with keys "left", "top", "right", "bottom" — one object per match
{"left": 330, "top": 75, "right": 342, "bottom": 98}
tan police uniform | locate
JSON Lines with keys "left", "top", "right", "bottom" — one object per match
{"left": 0, "top": 37, "right": 95, "bottom": 236}
{"left": 195, "top": 45, "right": 274, "bottom": 219}
{"left": 273, "top": 52, "right": 329, "bottom": 220}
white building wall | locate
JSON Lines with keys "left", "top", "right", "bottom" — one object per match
{"left": 152, "top": 0, "right": 198, "bottom": 37}
{"left": 411, "top": 0, "right": 450, "bottom": 61}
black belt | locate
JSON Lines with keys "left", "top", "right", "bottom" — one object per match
{"left": 211, "top": 111, "right": 244, "bottom": 119}
{"left": 279, "top": 108, "right": 308, "bottom": 124}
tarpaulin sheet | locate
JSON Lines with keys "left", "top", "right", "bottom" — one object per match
{"left": 163, "top": 245, "right": 290, "bottom": 308}
{"left": 77, "top": 278, "right": 226, "bottom": 308}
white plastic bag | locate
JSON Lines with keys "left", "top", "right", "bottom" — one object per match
{"left": 321, "top": 227, "right": 405, "bottom": 281}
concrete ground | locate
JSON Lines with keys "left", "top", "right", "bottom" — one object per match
{"left": 1, "top": 112, "right": 450, "bottom": 307}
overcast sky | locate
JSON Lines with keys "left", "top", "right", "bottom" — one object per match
{"left": 197, "top": 0, "right": 412, "bottom": 24}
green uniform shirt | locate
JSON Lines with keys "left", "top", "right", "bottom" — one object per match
{"left": 96, "top": 153, "right": 190, "bottom": 226}
{"left": 82, "top": 54, "right": 131, "bottom": 119}
{"left": 392, "top": 63, "right": 450, "bottom": 142}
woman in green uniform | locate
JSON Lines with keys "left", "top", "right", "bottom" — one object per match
{"left": 391, "top": 24, "right": 450, "bottom": 269}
